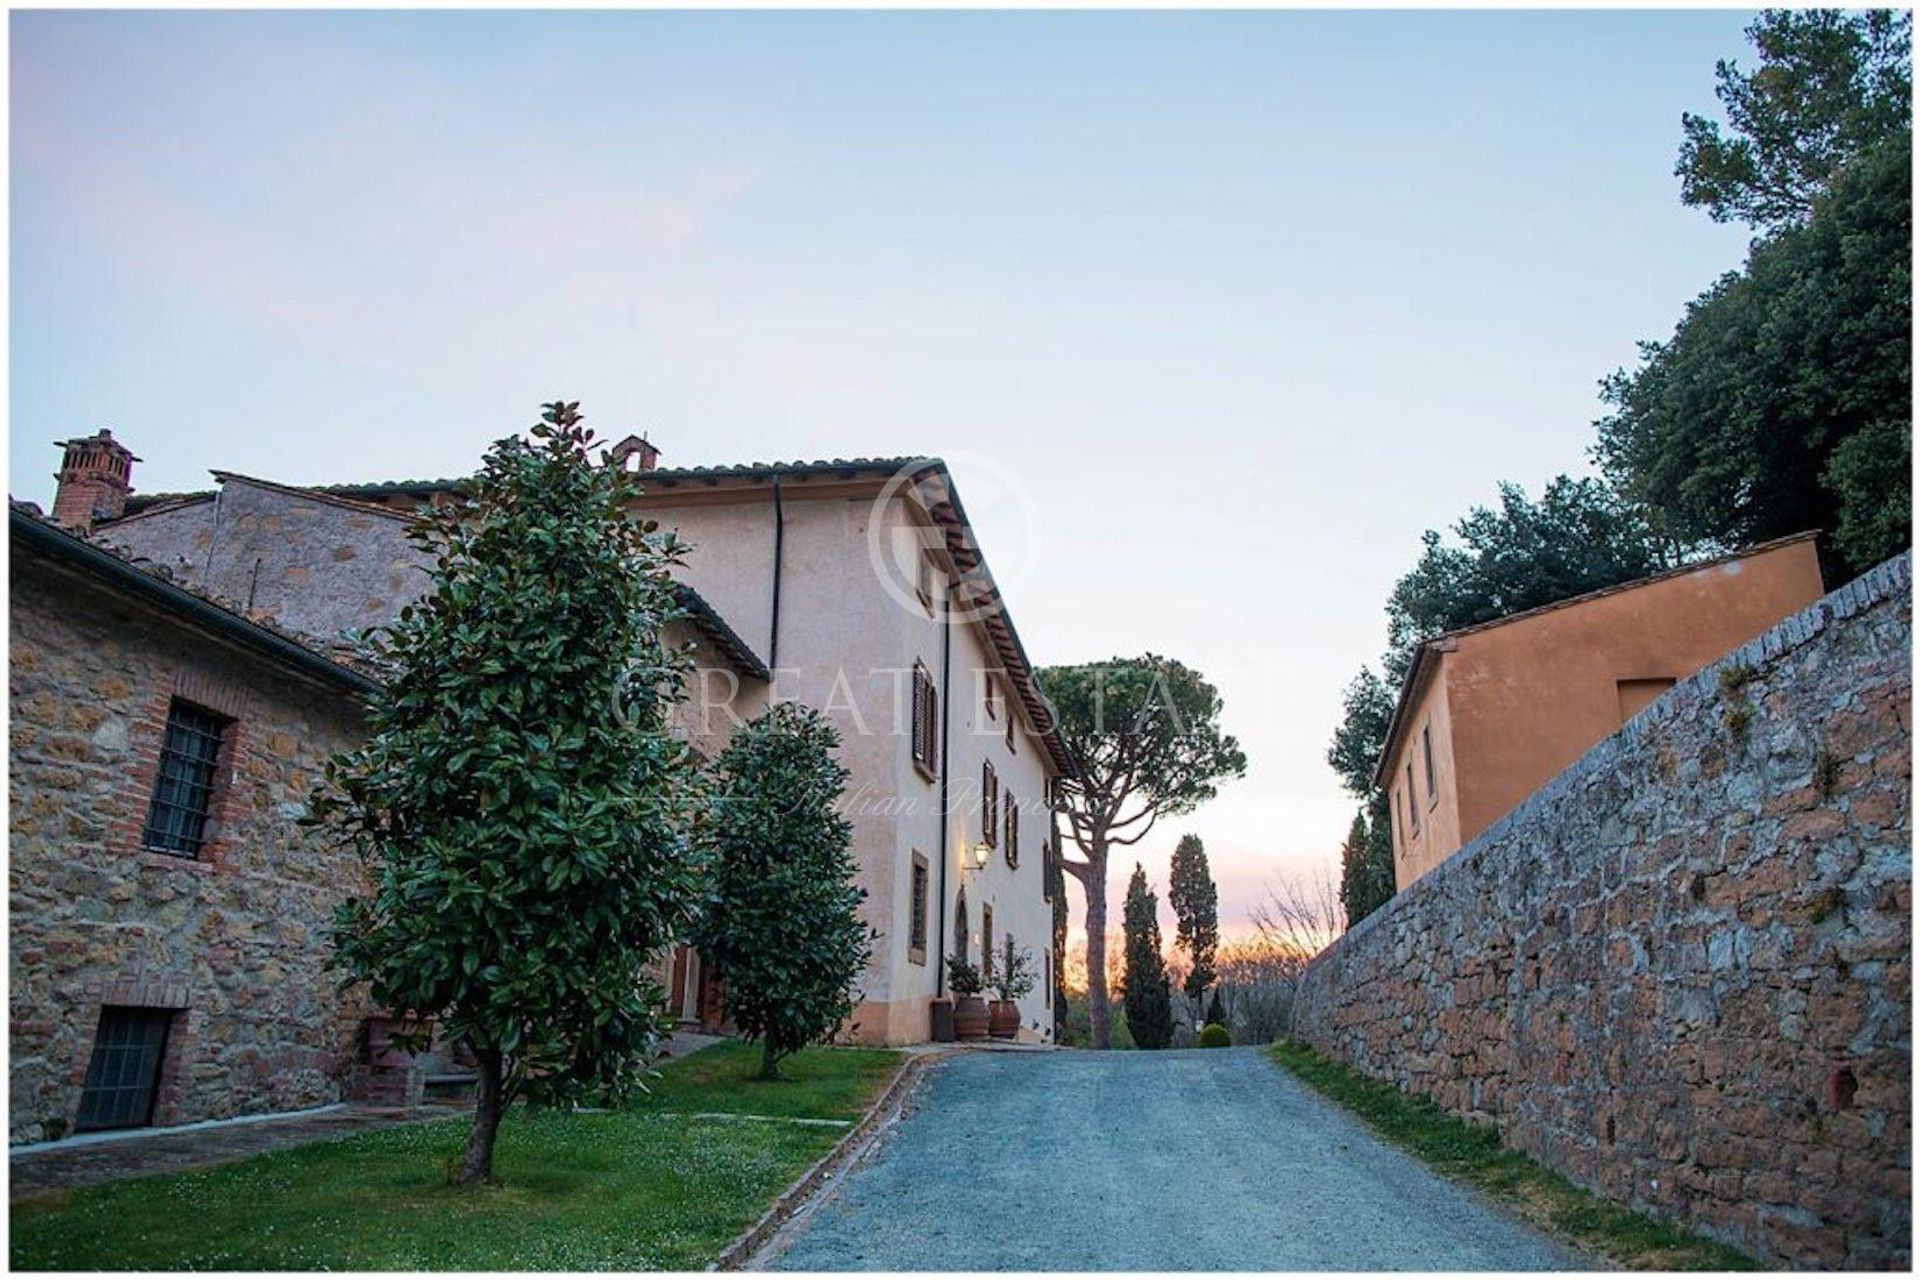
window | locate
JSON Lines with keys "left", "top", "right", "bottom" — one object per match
{"left": 954, "top": 890, "right": 970, "bottom": 966}
{"left": 910, "top": 663, "right": 939, "bottom": 778}
{"left": 1006, "top": 700, "right": 1017, "bottom": 752}
{"left": 984, "top": 677, "right": 1000, "bottom": 722}
{"left": 981, "top": 761, "right": 999, "bottom": 846}
{"left": 917, "top": 555, "right": 936, "bottom": 613}
{"left": 1405, "top": 763, "right": 1420, "bottom": 833}
{"left": 982, "top": 906, "right": 994, "bottom": 982}
{"left": 1617, "top": 677, "right": 1677, "bottom": 724}
{"left": 1422, "top": 725, "right": 1436, "bottom": 800}
{"left": 141, "top": 700, "right": 230, "bottom": 857}
{"left": 1041, "top": 840, "right": 1052, "bottom": 901}
{"left": 908, "top": 853, "right": 929, "bottom": 965}
{"left": 1044, "top": 950, "right": 1052, "bottom": 1008}
{"left": 75, "top": 1007, "right": 172, "bottom": 1132}
{"left": 1005, "top": 794, "right": 1020, "bottom": 868}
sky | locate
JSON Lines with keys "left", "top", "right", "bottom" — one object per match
{"left": 11, "top": 9, "right": 1760, "bottom": 940}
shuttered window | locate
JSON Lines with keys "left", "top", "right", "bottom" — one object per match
{"left": 1005, "top": 794, "right": 1020, "bottom": 868}
{"left": 982, "top": 761, "right": 998, "bottom": 846}
{"left": 911, "top": 663, "right": 939, "bottom": 776}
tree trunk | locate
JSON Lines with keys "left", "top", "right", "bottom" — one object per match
{"left": 1084, "top": 843, "right": 1111, "bottom": 1050}
{"left": 758, "top": 1040, "right": 781, "bottom": 1081}
{"left": 459, "top": 1046, "right": 505, "bottom": 1185}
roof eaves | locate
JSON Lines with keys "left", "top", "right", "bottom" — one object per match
{"left": 671, "top": 582, "right": 771, "bottom": 682}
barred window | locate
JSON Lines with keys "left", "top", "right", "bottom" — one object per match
{"left": 75, "top": 1007, "right": 172, "bottom": 1132}
{"left": 909, "top": 853, "right": 930, "bottom": 963}
{"left": 982, "top": 906, "right": 995, "bottom": 982}
{"left": 141, "top": 700, "right": 230, "bottom": 857}
{"left": 911, "top": 663, "right": 939, "bottom": 777}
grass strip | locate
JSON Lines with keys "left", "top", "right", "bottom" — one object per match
{"left": 12, "top": 1042, "right": 900, "bottom": 1271}
{"left": 1266, "top": 1040, "right": 1761, "bottom": 1271}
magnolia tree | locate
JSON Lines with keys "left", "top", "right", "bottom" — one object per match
{"left": 695, "top": 702, "right": 872, "bottom": 1080}
{"left": 314, "top": 403, "right": 705, "bottom": 1184}
{"left": 1037, "top": 655, "right": 1245, "bottom": 1049}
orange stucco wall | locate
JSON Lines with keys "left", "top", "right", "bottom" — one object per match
{"left": 1388, "top": 538, "right": 1825, "bottom": 888}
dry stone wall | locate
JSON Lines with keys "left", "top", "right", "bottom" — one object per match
{"left": 1292, "top": 555, "right": 1911, "bottom": 1270}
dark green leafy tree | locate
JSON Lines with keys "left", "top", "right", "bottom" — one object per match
{"left": 1121, "top": 864, "right": 1174, "bottom": 1051}
{"left": 314, "top": 402, "right": 705, "bottom": 1184}
{"left": 1338, "top": 808, "right": 1393, "bottom": 927}
{"left": 1168, "top": 834, "right": 1218, "bottom": 1018}
{"left": 1327, "top": 477, "right": 1675, "bottom": 862}
{"left": 1384, "top": 477, "right": 1677, "bottom": 679}
{"left": 1039, "top": 655, "right": 1247, "bottom": 1049}
{"left": 695, "top": 702, "right": 873, "bottom": 1081}
{"left": 1598, "top": 132, "right": 1911, "bottom": 579}
{"left": 1677, "top": 9, "right": 1910, "bottom": 230}
{"left": 1327, "top": 668, "right": 1396, "bottom": 796}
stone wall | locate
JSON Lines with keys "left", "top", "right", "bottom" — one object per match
{"left": 9, "top": 554, "right": 371, "bottom": 1142}
{"left": 1292, "top": 555, "right": 1911, "bottom": 1270}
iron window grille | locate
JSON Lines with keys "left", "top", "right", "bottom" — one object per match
{"left": 981, "top": 761, "right": 998, "bottom": 846}
{"left": 141, "top": 700, "right": 230, "bottom": 857}
{"left": 909, "top": 856, "right": 930, "bottom": 956}
{"left": 1005, "top": 795, "right": 1019, "bottom": 868}
{"left": 75, "top": 1007, "right": 172, "bottom": 1132}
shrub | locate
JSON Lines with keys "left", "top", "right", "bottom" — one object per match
{"left": 1199, "top": 1022, "right": 1232, "bottom": 1048}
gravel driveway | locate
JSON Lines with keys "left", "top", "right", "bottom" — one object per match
{"left": 761, "top": 1046, "right": 1587, "bottom": 1271}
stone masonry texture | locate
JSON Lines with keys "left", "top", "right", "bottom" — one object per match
{"left": 1292, "top": 554, "right": 1912, "bottom": 1270}
{"left": 9, "top": 554, "right": 370, "bottom": 1143}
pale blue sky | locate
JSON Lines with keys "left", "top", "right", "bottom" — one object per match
{"left": 11, "top": 9, "right": 1758, "bottom": 933}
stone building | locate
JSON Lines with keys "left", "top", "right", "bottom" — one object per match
{"left": 9, "top": 503, "right": 378, "bottom": 1142}
{"left": 1377, "top": 534, "right": 1827, "bottom": 889}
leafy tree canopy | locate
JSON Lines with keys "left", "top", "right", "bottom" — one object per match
{"left": 315, "top": 402, "right": 704, "bottom": 1183}
{"left": 1040, "top": 654, "right": 1246, "bottom": 1050}
{"left": 1384, "top": 476, "right": 1678, "bottom": 682}
{"left": 1678, "top": 9, "right": 1911, "bottom": 231}
{"left": 1600, "top": 131, "right": 1911, "bottom": 579}
{"left": 694, "top": 701, "right": 873, "bottom": 1080}
{"left": 1327, "top": 667, "right": 1396, "bottom": 799}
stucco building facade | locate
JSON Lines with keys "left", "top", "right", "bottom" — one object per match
{"left": 51, "top": 429, "right": 1063, "bottom": 1075}
{"left": 1378, "top": 534, "right": 1827, "bottom": 889}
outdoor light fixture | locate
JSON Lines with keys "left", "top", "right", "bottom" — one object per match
{"left": 966, "top": 841, "right": 991, "bottom": 871}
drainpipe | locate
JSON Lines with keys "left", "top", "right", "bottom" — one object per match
{"left": 769, "top": 473, "right": 784, "bottom": 671}
{"left": 933, "top": 575, "right": 954, "bottom": 996}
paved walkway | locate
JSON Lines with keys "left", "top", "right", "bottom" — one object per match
{"left": 11, "top": 1030, "right": 727, "bottom": 1199}
{"left": 762, "top": 1047, "right": 1588, "bottom": 1271}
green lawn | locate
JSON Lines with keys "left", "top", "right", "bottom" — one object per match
{"left": 1266, "top": 1042, "right": 1759, "bottom": 1271}
{"left": 11, "top": 1042, "right": 901, "bottom": 1271}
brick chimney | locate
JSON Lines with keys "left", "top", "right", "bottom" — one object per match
{"left": 606, "top": 434, "right": 661, "bottom": 473}
{"left": 51, "top": 429, "right": 139, "bottom": 530}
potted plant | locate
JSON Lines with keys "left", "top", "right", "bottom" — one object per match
{"left": 989, "top": 938, "right": 1036, "bottom": 1039}
{"left": 947, "top": 953, "right": 989, "bottom": 1041}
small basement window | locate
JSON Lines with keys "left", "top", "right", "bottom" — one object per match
{"left": 141, "top": 700, "right": 231, "bottom": 857}
{"left": 75, "top": 1007, "right": 173, "bottom": 1132}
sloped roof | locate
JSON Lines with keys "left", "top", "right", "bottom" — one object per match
{"left": 1370, "top": 530, "right": 1823, "bottom": 789}
{"left": 10, "top": 502, "right": 380, "bottom": 695}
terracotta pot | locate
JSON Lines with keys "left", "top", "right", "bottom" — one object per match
{"left": 929, "top": 997, "right": 956, "bottom": 1043}
{"left": 953, "top": 995, "right": 990, "bottom": 1042}
{"left": 988, "top": 1000, "right": 1020, "bottom": 1039}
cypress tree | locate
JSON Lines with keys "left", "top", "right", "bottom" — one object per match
{"left": 1121, "top": 864, "right": 1174, "bottom": 1050}
{"left": 1168, "top": 834, "right": 1219, "bottom": 1019}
